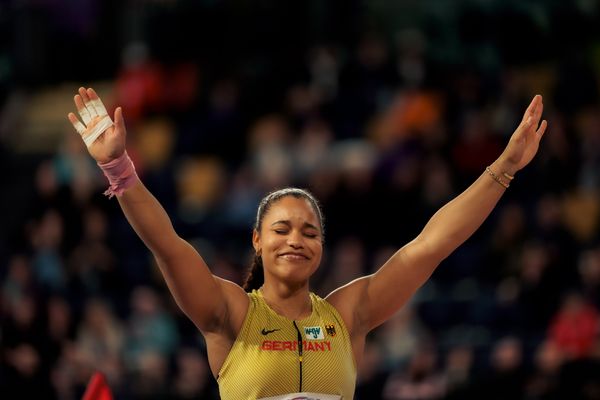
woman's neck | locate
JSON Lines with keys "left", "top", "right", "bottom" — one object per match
{"left": 260, "top": 282, "right": 312, "bottom": 320}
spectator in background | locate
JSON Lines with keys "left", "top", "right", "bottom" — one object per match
{"left": 525, "top": 340, "right": 563, "bottom": 400}
{"left": 443, "top": 346, "right": 475, "bottom": 400}
{"left": 30, "top": 209, "right": 66, "bottom": 292}
{"left": 124, "top": 286, "right": 179, "bottom": 370}
{"left": 578, "top": 248, "right": 600, "bottom": 308}
{"left": 475, "top": 336, "right": 528, "bottom": 400}
{"left": 0, "top": 294, "right": 56, "bottom": 398}
{"left": 129, "top": 351, "right": 170, "bottom": 400}
{"left": 75, "top": 298, "right": 124, "bottom": 385}
{"left": 44, "top": 296, "right": 75, "bottom": 374}
{"left": 382, "top": 345, "right": 447, "bottom": 400}
{"left": 172, "top": 347, "right": 219, "bottom": 400}
{"left": 67, "top": 206, "right": 117, "bottom": 297}
{"left": 355, "top": 340, "right": 389, "bottom": 400}
{"left": 1, "top": 254, "right": 36, "bottom": 307}
{"left": 548, "top": 291, "right": 600, "bottom": 360}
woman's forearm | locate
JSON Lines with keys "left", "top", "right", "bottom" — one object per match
{"left": 116, "top": 178, "right": 181, "bottom": 261}
{"left": 419, "top": 157, "right": 517, "bottom": 261}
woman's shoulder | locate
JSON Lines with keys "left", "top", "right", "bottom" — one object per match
{"left": 310, "top": 291, "right": 337, "bottom": 312}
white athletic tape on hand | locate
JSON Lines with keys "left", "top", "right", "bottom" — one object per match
{"left": 82, "top": 115, "right": 113, "bottom": 147}
{"left": 84, "top": 99, "right": 99, "bottom": 119}
{"left": 72, "top": 96, "right": 114, "bottom": 147}
{"left": 78, "top": 106, "right": 93, "bottom": 124}
{"left": 90, "top": 99, "right": 108, "bottom": 116}
{"left": 73, "top": 120, "right": 86, "bottom": 135}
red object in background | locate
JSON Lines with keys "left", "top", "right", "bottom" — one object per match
{"left": 548, "top": 297, "right": 600, "bottom": 359}
{"left": 115, "top": 61, "right": 164, "bottom": 122}
{"left": 115, "top": 61, "right": 199, "bottom": 123}
{"left": 82, "top": 372, "right": 113, "bottom": 400}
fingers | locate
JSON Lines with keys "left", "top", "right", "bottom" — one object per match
{"left": 536, "top": 119, "right": 548, "bottom": 138}
{"left": 75, "top": 87, "right": 110, "bottom": 124}
{"left": 114, "top": 107, "right": 124, "bottom": 129}
{"left": 109, "top": 107, "right": 125, "bottom": 140}
{"left": 74, "top": 94, "right": 92, "bottom": 124}
{"left": 87, "top": 88, "right": 109, "bottom": 117}
{"left": 68, "top": 112, "right": 86, "bottom": 135}
{"left": 512, "top": 95, "right": 545, "bottom": 144}
{"left": 72, "top": 87, "right": 112, "bottom": 124}
{"left": 519, "top": 95, "right": 544, "bottom": 138}
{"left": 81, "top": 87, "right": 99, "bottom": 119}
{"left": 532, "top": 98, "right": 544, "bottom": 125}
{"left": 77, "top": 87, "right": 98, "bottom": 120}
{"left": 78, "top": 87, "right": 91, "bottom": 103}
{"left": 69, "top": 87, "right": 117, "bottom": 147}
{"left": 522, "top": 95, "right": 542, "bottom": 124}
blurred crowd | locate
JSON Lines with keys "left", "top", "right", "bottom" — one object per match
{"left": 2, "top": 0, "right": 600, "bottom": 399}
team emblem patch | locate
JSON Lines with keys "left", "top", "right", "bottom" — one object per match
{"left": 304, "top": 326, "right": 324, "bottom": 340}
{"left": 325, "top": 324, "right": 336, "bottom": 337}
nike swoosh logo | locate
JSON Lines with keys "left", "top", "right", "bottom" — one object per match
{"left": 261, "top": 328, "right": 280, "bottom": 335}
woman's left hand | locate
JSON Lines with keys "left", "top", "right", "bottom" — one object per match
{"left": 499, "top": 95, "right": 548, "bottom": 174}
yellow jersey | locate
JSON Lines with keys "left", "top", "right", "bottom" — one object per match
{"left": 218, "top": 289, "right": 356, "bottom": 399}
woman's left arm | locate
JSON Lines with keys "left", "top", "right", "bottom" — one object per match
{"left": 328, "top": 95, "right": 547, "bottom": 334}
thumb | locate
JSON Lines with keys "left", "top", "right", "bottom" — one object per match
{"left": 113, "top": 107, "right": 126, "bottom": 136}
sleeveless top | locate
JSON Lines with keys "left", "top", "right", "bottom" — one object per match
{"left": 217, "top": 289, "right": 356, "bottom": 399}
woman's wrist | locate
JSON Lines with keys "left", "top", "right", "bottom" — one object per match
{"left": 98, "top": 151, "right": 138, "bottom": 198}
{"left": 491, "top": 156, "right": 519, "bottom": 178}
{"left": 485, "top": 157, "right": 518, "bottom": 189}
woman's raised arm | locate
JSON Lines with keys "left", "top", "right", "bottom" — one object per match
{"left": 328, "top": 95, "right": 548, "bottom": 335}
{"left": 67, "top": 87, "right": 247, "bottom": 335}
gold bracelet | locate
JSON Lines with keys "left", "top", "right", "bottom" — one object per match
{"left": 485, "top": 166, "right": 510, "bottom": 189}
{"left": 503, "top": 172, "right": 514, "bottom": 180}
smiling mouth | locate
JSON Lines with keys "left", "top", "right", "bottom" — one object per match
{"left": 279, "top": 253, "right": 309, "bottom": 260}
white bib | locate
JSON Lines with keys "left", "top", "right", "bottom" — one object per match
{"left": 259, "top": 393, "right": 342, "bottom": 400}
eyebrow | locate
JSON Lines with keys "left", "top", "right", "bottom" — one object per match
{"left": 270, "top": 220, "right": 320, "bottom": 231}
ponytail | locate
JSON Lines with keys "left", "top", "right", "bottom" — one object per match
{"left": 243, "top": 252, "right": 264, "bottom": 292}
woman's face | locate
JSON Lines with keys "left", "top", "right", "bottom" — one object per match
{"left": 253, "top": 196, "right": 323, "bottom": 287}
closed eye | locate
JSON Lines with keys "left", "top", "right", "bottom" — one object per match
{"left": 272, "top": 229, "right": 318, "bottom": 238}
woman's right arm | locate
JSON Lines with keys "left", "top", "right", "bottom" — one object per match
{"left": 118, "top": 181, "right": 247, "bottom": 333}
{"left": 68, "top": 87, "right": 248, "bottom": 335}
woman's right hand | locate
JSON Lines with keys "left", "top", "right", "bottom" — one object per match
{"left": 67, "top": 87, "right": 126, "bottom": 164}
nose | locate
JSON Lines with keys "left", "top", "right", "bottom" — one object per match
{"left": 287, "top": 231, "right": 304, "bottom": 249}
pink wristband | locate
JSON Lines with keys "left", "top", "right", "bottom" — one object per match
{"left": 98, "top": 152, "right": 138, "bottom": 198}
